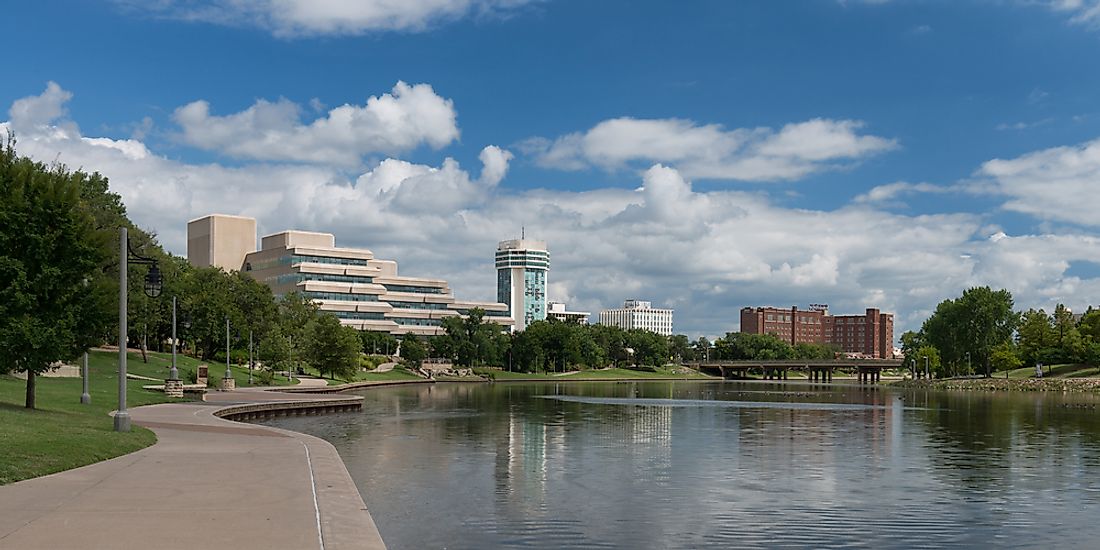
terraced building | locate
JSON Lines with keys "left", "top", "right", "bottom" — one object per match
{"left": 187, "top": 214, "right": 512, "bottom": 336}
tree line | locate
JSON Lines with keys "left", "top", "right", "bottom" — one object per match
{"left": 901, "top": 286, "right": 1100, "bottom": 378}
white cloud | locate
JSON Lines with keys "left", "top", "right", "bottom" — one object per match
{"left": 854, "top": 181, "right": 951, "bottom": 205}
{"left": 9, "top": 82, "right": 1100, "bottom": 339}
{"left": 116, "top": 0, "right": 541, "bottom": 37}
{"left": 523, "top": 117, "right": 896, "bottom": 181}
{"left": 1048, "top": 0, "right": 1100, "bottom": 26}
{"left": 977, "top": 136, "right": 1100, "bottom": 226}
{"left": 173, "top": 81, "right": 459, "bottom": 166}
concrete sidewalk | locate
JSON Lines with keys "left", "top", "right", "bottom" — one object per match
{"left": 0, "top": 388, "right": 385, "bottom": 550}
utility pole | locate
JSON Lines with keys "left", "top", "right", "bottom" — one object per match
{"left": 248, "top": 330, "right": 253, "bottom": 385}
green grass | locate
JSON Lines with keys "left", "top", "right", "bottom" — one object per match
{"left": 0, "top": 351, "right": 181, "bottom": 485}
{"left": 297, "top": 364, "right": 423, "bottom": 386}
{"left": 474, "top": 366, "right": 717, "bottom": 381}
{"left": 1001, "top": 363, "right": 1100, "bottom": 380}
{"left": 83, "top": 349, "right": 296, "bottom": 388}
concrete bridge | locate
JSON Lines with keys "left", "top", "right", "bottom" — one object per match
{"left": 690, "top": 359, "right": 904, "bottom": 383}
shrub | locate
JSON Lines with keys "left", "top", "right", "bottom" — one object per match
{"left": 255, "top": 368, "right": 275, "bottom": 385}
{"left": 183, "top": 368, "right": 197, "bottom": 384}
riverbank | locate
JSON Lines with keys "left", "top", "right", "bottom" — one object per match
{"left": 893, "top": 377, "right": 1100, "bottom": 392}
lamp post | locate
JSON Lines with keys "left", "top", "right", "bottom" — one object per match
{"left": 966, "top": 352, "right": 971, "bottom": 376}
{"left": 117, "top": 227, "right": 162, "bottom": 432}
{"left": 170, "top": 296, "right": 178, "bottom": 381}
{"left": 80, "top": 352, "right": 90, "bottom": 405}
{"left": 924, "top": 355, "right": 930, "bottom": 380}
{"left": 248, "top": 330, "right": 253, "bottom": 385}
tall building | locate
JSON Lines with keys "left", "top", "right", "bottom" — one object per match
{"left": 547, "top": 301, "right": 591, "bottom": 324}
{"left": 496, "top": 239, "right": 549, "bottom": 331}
{"left": 598, "top": 300, "right": 674, "bottom": 336}
{"left": 739, "top": 304, "right": 894, "bottom": 359}
{"left": 186, "top": 214, "right": 256, "bottom": 272}
{"left": 187, "top": 214, "right": 511, "bottom": 336}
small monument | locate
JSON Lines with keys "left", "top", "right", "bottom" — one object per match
{"left": 197, "top": 365, "right": 208, "bottom": 386}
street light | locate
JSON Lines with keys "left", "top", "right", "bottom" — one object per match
{"left": 117, "top": 227, "right": 162, "bottom": 432}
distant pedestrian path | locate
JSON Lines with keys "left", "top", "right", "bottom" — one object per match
{"left": 0, "top": 388, "right": 385, "bottom": 550}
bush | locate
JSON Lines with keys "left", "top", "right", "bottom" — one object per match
{"left": 255, "top": 368, "right": 275, "bottom": 385}
{"left": 183, "top": 368, "right": 197, "bottom": 384}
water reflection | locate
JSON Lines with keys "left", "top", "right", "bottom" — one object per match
{"left": 262, "top": 381, "right": 1100, "bottom": 549}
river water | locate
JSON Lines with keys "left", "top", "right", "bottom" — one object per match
{"left": 262, "top": 381, "right": 1100, "bottom": 549}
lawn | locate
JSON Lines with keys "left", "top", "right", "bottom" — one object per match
{"left": 474, "top": 366, "right": 717, "bottom": 381}
{"left": 1002, "top": 363, "right": 1100, "bottom": 379}
{"left": 0, "top": 352, "right": 175, "bottom": 485}
{"left": 298, "top": 364, "right": 424, "bottom": 386}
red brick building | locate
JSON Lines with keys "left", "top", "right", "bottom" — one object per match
{"left": 739, "top": 305, "right": 894, "bottom": 359}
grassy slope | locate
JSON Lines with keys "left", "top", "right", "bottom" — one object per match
{"left": 1002, "top": 363, "right": 1100, "bottom": 379}
{"left": 0, "top": 351, "right": 176, "bottom": 485}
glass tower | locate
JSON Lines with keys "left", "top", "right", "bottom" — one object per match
{"left": 495, "top": 239, "right": 550, "bottom": 331}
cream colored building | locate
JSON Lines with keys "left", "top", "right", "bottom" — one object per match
{"left": 186, "top": 214, "right": 256, "bottom": 272}
{"left": 598, "top": 300, "right": 674, "bottom": 336}
{"left": 187, "top": 214, "right": 512, "bottom": 336}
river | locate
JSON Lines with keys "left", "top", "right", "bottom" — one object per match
{"left": 262, "top": 380, "right": 1100, "bottom": 549}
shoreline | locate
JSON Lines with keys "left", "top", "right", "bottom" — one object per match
{"left": 891, "top": 377, "right": 1100, "bottom": 392}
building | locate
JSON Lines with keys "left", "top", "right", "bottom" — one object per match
{"left": 547, "top": 301, "right": 590, "bottom": 324}
{"left": 739, "top": 304, "right": 894, "bottom": 359}
{"left": 186, "top": 214, "right": 256, "bottom": 272}
{"left": 496, "top": 239, "right": 549, "bottom": 332}
{"left": 187, "top": 214, "right": 512, "bottom": 336}
{"left": 598, "top": 300, "right": 674, "bottom": 336}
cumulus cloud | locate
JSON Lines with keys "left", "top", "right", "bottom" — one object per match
{"left": 522, "top": 117, "right": 896, "bottom": 181}
{"left": 172, "top": 81, "right": 459, "bottom": 166}
{"left": 115, "top": 0, "right": 541, "bottom": 37}
{"left": 8, "top": 82, "right": 1100, "bottom": 339}
{"left": 977, "top": 136, "right": 1100, "bottom": 226}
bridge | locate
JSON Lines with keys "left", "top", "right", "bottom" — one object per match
{"left": 690, "top": 359, "right": 905, "bottom": 383}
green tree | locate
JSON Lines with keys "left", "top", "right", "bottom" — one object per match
{"left": 1053, "top": 304, "right": 1085, "bottom": 363}
{"left": 1016, "top": 308, "right": 1054, "bottom": 367}
{"left": 305, "top": 314, "right": 360, "bottom": 380}
{"left": 258, "top": 323, "right": 293, "bottom": 375}
{"left": 922, "top": 287, "right": 1016, "bottom": 377}
{"left": 0, "top": 141, "right": 113, "bottom": 408}
{"left": 400, "top": 334, "right": 426, "bottom": 367}
{"left": 668, "top": 334, "right": 691, "bottom": 362}
{"left": 914, "top": 345, "right": 942, "bottom": 378}
{"left": 990, "top": 341, "right": 1023, "bottom": 373}
{"left": 692, "top": 336, "right": 712, "bottom": 361}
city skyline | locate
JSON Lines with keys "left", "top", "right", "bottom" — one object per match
{"left": 3, "top": 1, "right": 1100, "bottom": 338}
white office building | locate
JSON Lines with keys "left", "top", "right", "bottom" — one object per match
{"left": 598, "top": 300, "right": 674, "bottom": 336}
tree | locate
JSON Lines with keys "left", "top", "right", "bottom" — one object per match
{"left": 692, "top": 336, "right": 712, "bottom": 361}
{"left": 668, "top": 334, "right": 691, "bottom": 363}
{"left": 1053, "top": 304, "right": 1085, "bottom": 363}
{"left": 0, "top": 141, "right": 113, "bottom": 408}
{"left": 360, "top": 330, "right": 398, "bottom": 356}
{"left": 305, "top": 314, "right": 360, "bottom": 380}
{"left": 990, "top": 341, "right": 1022, "bottom": 373}
{"left": 1017, "top": 309, "right": 1054, "bottom": 367}
{"left": 399, "top": 334, "right": 426, "bottom": 367}
{"left": 914, "top": 345, "right": 942, "bottom": 378}
{"left": 922, "top": 287, "right": 1016, "bottom": 377}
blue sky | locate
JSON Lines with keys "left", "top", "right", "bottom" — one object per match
{"left": 4, "top": 0, "right": 1100, "bottom": 339}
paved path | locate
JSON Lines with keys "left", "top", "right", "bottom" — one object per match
{"left": 0, "top": 388, "right": 385, "bottom": 550}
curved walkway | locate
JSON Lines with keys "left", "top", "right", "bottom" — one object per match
{"left": 0, "top": 388, "right": 385, "bottom": 550}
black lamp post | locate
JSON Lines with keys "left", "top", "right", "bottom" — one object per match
{"left": 116, "top": 228, "right": 163, "bottom": 432}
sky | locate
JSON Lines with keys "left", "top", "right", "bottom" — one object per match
{"left": 3, "top": 0, "right": 1100, "bottom": 340}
